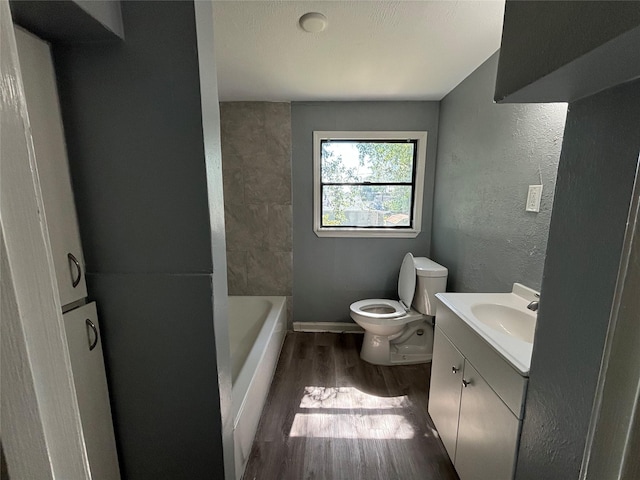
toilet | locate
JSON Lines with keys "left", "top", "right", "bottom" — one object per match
{"left": 349, "top": 253, "right": 448, "bottom": 366}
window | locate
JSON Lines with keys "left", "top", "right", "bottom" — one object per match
{"left": 313, "top": 131, "right": 428, "bottom": 238}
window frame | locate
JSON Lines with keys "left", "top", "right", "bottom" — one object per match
{"left": 313, "top": 131, "right": 428, "bottom": 238}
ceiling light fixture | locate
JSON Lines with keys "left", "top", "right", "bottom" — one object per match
{"left": 299, "top": 12, "right": 328, "bottom": 33}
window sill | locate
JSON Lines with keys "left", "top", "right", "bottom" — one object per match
{"left": 314, "top": 228, "right": 420, "bottom": 238}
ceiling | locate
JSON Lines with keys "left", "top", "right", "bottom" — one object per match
{"left": 212, "top": 1, "right": 506, "bottom": 102}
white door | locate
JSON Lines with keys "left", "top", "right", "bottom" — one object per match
{"left": 455, "top": 361, "right": 521, "bottom": 480}
{"left": 14, "top": 27, "right": 88, "bottom": 307}
{"left": 428, "top": 327, "right": 465, "bottom": 461}
{"left": 63, "top": 302, "right": 121, "bottom": 480}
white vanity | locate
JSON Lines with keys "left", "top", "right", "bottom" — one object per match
{"left": 428, "top": 284, "right": 538, "bottom": 480}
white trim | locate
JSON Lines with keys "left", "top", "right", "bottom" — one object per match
{"left": 1, "top": 8, "right": 90, "bottom": 478}
{"left": 293, "top": 322, "right": 364, "bottom": 333}
{"left": 314, "top": 228, "right": 420, "bottom": 238}
{"left": 193, "top": 2, "right": 236, "bottom": 480}
{"left": 312, "top": 130, "right": 428, "bottom": 238}
{"left": 580, "top": 155, "right": 640, "bottom": 480}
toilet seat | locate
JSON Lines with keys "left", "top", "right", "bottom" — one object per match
{"left": 350, "top": 299, "right": 406, "bottom": 319}
{"left": 349, "top": 253, "right": 421, "bottom": 325}
{"left": 350, "top": 299, "right": 424, "bottom": 326}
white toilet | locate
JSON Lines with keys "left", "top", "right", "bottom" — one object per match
{"left": 349, "top": 253, "right": 448, "bottom": 366}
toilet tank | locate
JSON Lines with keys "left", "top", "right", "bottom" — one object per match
{"left": 412, "top": 257, "right": 448, "bottom": 315}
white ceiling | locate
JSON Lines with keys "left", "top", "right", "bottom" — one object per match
{"left": 212, "top": 1, "right": 506, "bottom": 102}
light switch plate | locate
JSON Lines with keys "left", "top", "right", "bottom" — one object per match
{"left": 526, "top": 185, "right": 543, "bottom": 212}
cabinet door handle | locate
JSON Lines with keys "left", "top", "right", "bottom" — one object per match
{"left": 68, "top": 253, "right": 82, "bottom": 288}
{"left": 462, "top": 379, "right": 471, "bottom": 388}
{"left": 451, "top": 366, "right": 460, "bottom": 374}
{"left": 86, "top": 319, "right": 98, "bottom": 351}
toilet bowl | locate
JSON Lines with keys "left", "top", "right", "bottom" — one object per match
{"left": 349, "top": 253, "right": 447, "bottom": 366}
{"left": 350, "top": 299, "right": 422, "bottom": 335}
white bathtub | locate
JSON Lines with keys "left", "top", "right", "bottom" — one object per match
{"left": 228, "top": 296, "right": 286, "bottom": 480}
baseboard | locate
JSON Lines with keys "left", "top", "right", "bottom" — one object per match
{"left": 293, "top": 322, "right": 364, "bottom": 333}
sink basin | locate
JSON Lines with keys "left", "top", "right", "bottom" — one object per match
{"left": 470, "top": 304, "right": 536, "bottom": 343}
{"left": 436, "top": 284, "right": 539, "bottom": 374}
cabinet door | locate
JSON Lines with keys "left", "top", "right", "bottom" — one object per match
{"left": 64, "top": 303, "right": 120, "bottom": 480}
{"left": 429, "top": 327, "right": 465, "bottom": 461}
{"left": 15, "top": 27, "right": 87, "bottom": 307}
{"left": 455, "top": 361, "right": 520, "bottom": 480}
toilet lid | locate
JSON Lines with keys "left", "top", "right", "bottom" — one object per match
{"left": 398, "top": 253, "right": 416, "bottom": 310}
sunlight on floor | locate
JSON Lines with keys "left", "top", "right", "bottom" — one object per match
{"left": 299, "top": 386, "right": 408, "bottom": 409}
{"left": 289, "top": 386, "right": 415, "bottom": 439}
{"left": 289, "top": 413, "right": 415, "bottom": 439}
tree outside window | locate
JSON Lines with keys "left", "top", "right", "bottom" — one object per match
{"left": 313, "top": 131, "right": 428, "bottom": 238}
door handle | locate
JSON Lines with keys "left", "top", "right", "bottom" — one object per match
{"left": 68, "top": 253, "right": 82, "bottom": 288}
{"left": 86, "top": 318, "right": 98, "bottom": 351}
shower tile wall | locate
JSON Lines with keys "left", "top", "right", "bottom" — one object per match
{"left": 220, "top": 102, "right": 293, "bottom": 320}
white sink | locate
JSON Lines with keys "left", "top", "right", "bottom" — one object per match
{"left": 470, "top": 304, "right": 536, "bottom": 343}
{"left": 435, "top": 283, "right": 539, "bottom": 374}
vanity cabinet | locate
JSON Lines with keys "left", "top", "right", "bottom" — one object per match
{"left": 15, "top": 25, "right": 87, "bottom": 307}
{"left": 16, "top": 26, "right": 121, "bottom": 479}
{"left": 429, "top": 328, "right": 464, "bottom": 461}
{"left": 429, "top": 302, "right": 528, "bottom": 480}
{"left": 454, "top": 359, "right": 520, "bottom": 480}
{"left": 64, "top": 303, "right": 120, "bottom": 480}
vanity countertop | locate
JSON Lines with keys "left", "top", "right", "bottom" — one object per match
{"left": 435, "top": 284, "right": 538, "bottom": 375}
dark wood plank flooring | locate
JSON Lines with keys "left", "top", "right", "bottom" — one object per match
{"left": 243, "top": 332, "right": 459, "bottom": 480}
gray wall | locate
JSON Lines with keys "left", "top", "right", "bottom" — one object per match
{"left": 53, "top": 2, "right": 225, "bottom": 478}
{"left": 495, "top": 1, "right": 640, "bottom": 103}
{"left": 220, "top": 102, "right": 292, "bottom": 317}
{"left": 515, "top": 79, "right": 640, "bottom": 480}
{"left": 10, "top": 0, "right": 124, "bottom": 43}
{"left": 291, "top": 102, "right": 439, "bottom": 324}
{"left": 432, "top": 52, "right": 567, "bottom": 293}
{"left": 75, "top": 0, "right": 124, "bottom": 37}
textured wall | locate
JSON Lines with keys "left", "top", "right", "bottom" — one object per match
{"left": 515, "top": 79, "right": 640, "bottom": 480}
{"left": 54, "top": 2, "right": 225, "bottom": 478}
{"left": 495, "top": 1, "right": 640, "bottom": 102}
{"left": 10, "top": 0, "right": 124, "bottom": 43}
{"left": 291, "top": 102, "right": 439, "bottom": 324}
{"left": 432, "top": 53, "right": 567, "bottom": 293}
{"left": 220, "top": 102, "right": 292, "bottom": 313}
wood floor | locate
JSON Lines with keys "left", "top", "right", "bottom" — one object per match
{"left": 243, "top": 332, "right": 459, "bottom": 480}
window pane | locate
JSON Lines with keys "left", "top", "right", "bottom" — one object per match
{"left": 321, "top": 185, "right": 412, "bottom": 227}
{"left": 321, "top": 141, "right": 415, "bottom": 183}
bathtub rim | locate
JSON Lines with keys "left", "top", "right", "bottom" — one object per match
{"left": 230, "top": 295, "right": 286, "bottom": 426}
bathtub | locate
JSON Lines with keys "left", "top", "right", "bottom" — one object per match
{"left": 228, "top": 296, "right": 286, "bottom": 480}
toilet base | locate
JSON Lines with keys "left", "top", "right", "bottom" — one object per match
{"left": 359, "top": 320, "right": 434, "bottom": 366}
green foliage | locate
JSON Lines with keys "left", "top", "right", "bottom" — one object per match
{"left": 320, "top": 141, "right": 415, "bottom": 227}
{"left": 355, "top": 142, "right": 413, "bottom": 183}
{"left": 321, "top": 144, "right": 355, "bottom": 225}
